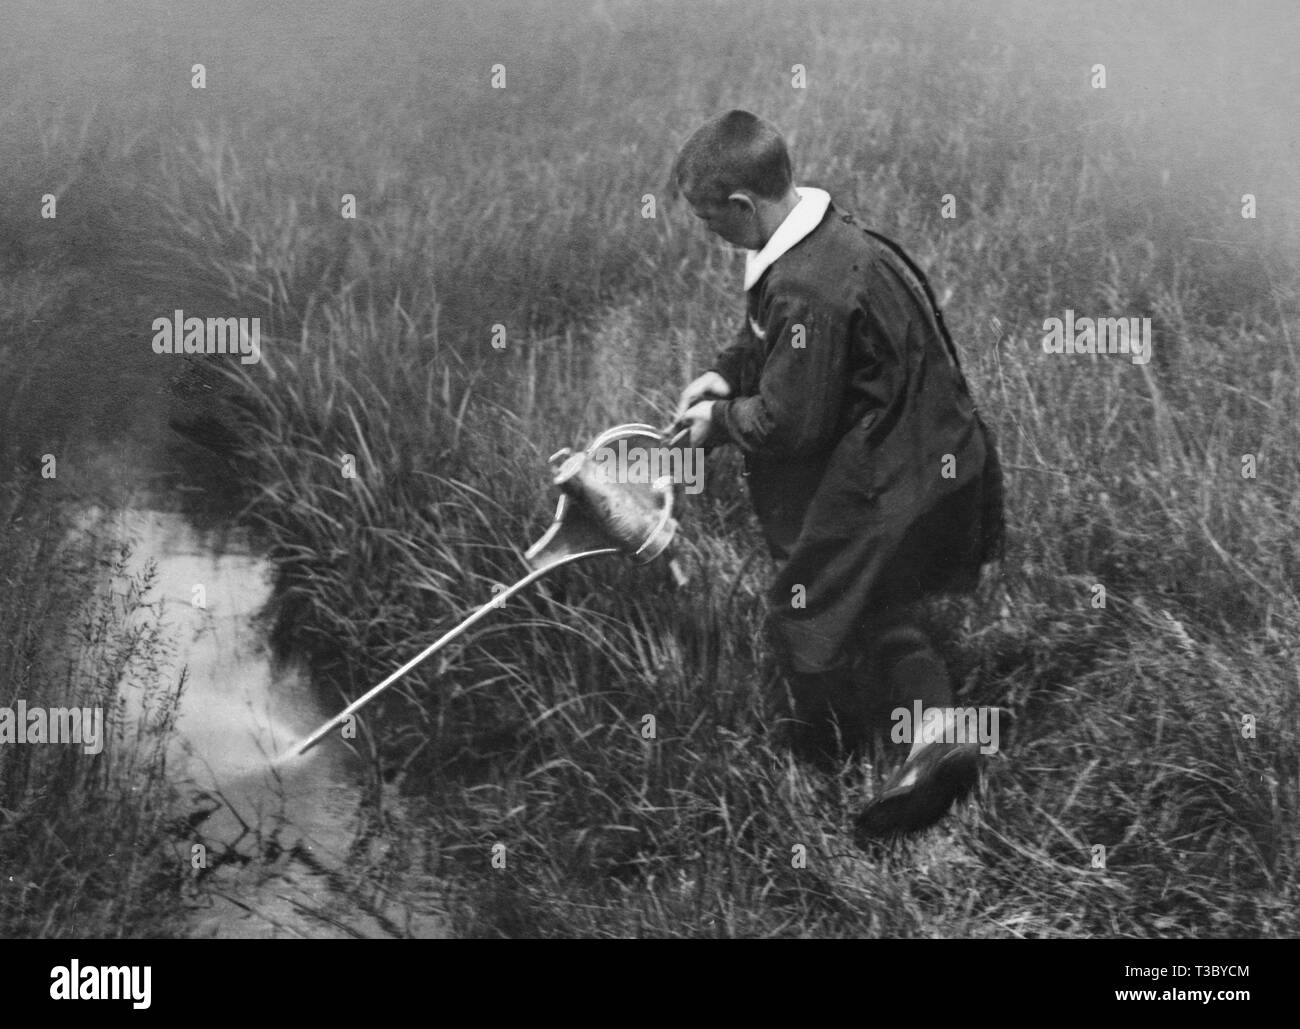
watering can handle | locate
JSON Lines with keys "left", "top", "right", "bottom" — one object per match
{"left": 662, "top": 425, "right": 691, "bottom": 449}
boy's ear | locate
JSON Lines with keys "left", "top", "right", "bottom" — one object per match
{"left": 727, "top": 190, "right": 757, "bottom": 216}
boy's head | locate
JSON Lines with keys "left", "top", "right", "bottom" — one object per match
{"left": 674, "top": 109, "right": 793, "bottom": 202}
{"left": 673, "top": 110, "right": 797, "bottom": 249}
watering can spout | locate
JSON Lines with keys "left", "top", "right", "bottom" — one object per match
{"left": 278, "top": 422, "right": 690, "bottom": 762}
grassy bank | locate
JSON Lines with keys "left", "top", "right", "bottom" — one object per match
{"left": 4, "top": 0, "right": 1299, "bottom": 936}
{"left": 0, "top": 481, "right": 188, "bottom": 937}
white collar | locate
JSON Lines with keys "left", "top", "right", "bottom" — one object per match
{"left": 743, "top": 187, "right": 831, "bottom": 291}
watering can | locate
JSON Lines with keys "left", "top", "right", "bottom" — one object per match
{"left": 279, "top": 423, "right": 690, "bottom": 761}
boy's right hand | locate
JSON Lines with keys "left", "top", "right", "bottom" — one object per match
{"left": 675, "top": 371, "right": 732, "bottom": 421}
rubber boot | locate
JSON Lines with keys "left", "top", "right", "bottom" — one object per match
{"left": 855, "top": 624, "right": 980, "bottom": 842}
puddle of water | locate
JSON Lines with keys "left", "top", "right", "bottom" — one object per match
{"left": 85, "top": 502, "right": 445, "bottom": 938}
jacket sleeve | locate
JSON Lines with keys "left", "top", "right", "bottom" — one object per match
{"left": 711, "top": 289, "right": 853, "bottom": 458}
{"left": 708, "top": 318, "right": 759, "bottom": 394}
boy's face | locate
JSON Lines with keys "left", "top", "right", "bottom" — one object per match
{"left": 681, "top": 179, "right": 760, "bottom": 250}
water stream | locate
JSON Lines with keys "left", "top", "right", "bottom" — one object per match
{"left": 90, "top": 496, "right": 444, "bottom": 938}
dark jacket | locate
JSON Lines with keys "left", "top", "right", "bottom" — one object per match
{"left": 710, "top": 202, "right": 1004, "bottom": 674}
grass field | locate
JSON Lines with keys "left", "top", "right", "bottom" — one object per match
{"left": 2, "top": 0, "right": 1299, "bottom": 937}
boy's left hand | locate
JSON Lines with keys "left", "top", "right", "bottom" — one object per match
{"left": 679, "top": 400, "right": 717, "bottom": 447}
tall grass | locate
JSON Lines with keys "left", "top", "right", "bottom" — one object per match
{"left": 0, "top": 487, "right": 188, "bottom": 937}
{"left": 3, "top": 0, "right": 1298, "bottom": 936}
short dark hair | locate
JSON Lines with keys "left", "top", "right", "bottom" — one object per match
{"left": 673, "top": 110, "right": 793, "bottom": 202}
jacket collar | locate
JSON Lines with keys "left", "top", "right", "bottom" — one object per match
{"left": 743, "top": 187, "right": 831, "bottom": 292}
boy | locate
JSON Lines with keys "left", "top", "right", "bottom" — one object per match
{"left": 671, "top": 110, "right": 1004, "bottom": 841}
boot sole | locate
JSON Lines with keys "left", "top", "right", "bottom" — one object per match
{"left": 854, "top": 743, "right": 980, "bottom": 843}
